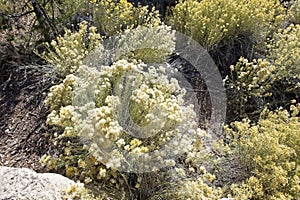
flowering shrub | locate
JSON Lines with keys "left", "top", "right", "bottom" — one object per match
{"left": 40, "top": 55, "right": 216, "bottom": 198}
{"left": 268, "top": 24, "right": 300, "bottom": 81}
{"left": 39, "top": 22, "right": 175, "bottom": 78}
{"left": 63, "top": 184, "right": 109, "bottom": 200}
{"left": 37, "top": 21, "right": 101, "bottom": 78}
{"left": 44, "top": 59, "right": 198, "bottom": 167}
{"left": 90, "top": 0, "right": 161, "bottom": 36}
{"left": 76, "top": 60, "right": 200, "bottom": 171}
{"left": 226, "top": 103, "right": 300, "bottom": 199}
{"left": 227, "top": 58, "right": 276, "bottom": 98}
{"left": 288, "top": 0, "right": 300, "bottom": 24}
{"left": 84, "top": 24, "right": 176, "bottom": 66}
{"left": 167, "top": 0, "right": 284, "bottom": 49}
{"left": 109, "top": 25, "right": 176, "bottom": 63}
{"left": 225, "top": 57, "right": 277, "bottom": 118}
{"left": 161, "top": 169, "right": 223, "bottom": 199}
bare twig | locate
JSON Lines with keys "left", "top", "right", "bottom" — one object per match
{"left": 0, "top": 10, "right": 35, "bottom": 18}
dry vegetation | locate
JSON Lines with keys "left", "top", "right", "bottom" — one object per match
{"left": 1, "top": 0, "right": 300, "bottom": 199}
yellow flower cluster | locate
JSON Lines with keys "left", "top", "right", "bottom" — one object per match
{"left": 162, "top": 167, "right": 223, "bottom": 199}
{"left": 224, "top": 57, "right": 277, "bottom": 118}
{"left": 288, "top": 0, "right": 300, "bottom": 24}
{"left": 72, "top": 60, "right": 199, "bottom": 172}
{"left": 226, "top": 103, "right": 300, "bottom": 199}
{"left": 91, "top": 0, "right": 161, "bottom": 36}
{"left": 268, "top": 24, "right": 300, "bottom": 80}
{"left": 41, "top": 143, "right": 129, "bottom": 198}
{"left": 123, "top": 138, "right": 149, "bottom": 154}
{"left": 167, "top": 0, "right": 284, "bottom": 49}
{"left": 130, "top": 66, "right": 184, "bottom": 128}
{"left": 38, "top": 21, "right": 101, "bottom": 78}
{"left": 45, "top": 74, "right": 78, "bottom": 111}
{"left": 41, "top": 67, "right": 131, "bottom": 197}
{"left": 226, "top": 57, "right": 276, "bottom": 99}
{"left": 63, "top": 183, "right": 109, "bottom": 200}
{"left": 112, "top": 24, "right": 176, "bottom": 63}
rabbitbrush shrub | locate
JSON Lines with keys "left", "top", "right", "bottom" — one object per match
{"left": 41, "top": 59, "right": 213, "bottom": 199}
{"left": 224, "top": 23, "right": 300, "bottom": 120}
{"left": 40, "top": 21, "right": 222, "bottom": 198}
{"left": 90, "top": 0, "right": 161, "bottom": 36}
{"left": 38, "top": 1, "right": 300, "bottom": 199}
{"left": 268, "top": 24, "right": 300, "bottom": 81}
{"left": 101, "top": 24, "right": 176, "bottom": 63}
{"left": 225, "top": 57, "right": 277, "bottom": 118}
{"left": 265, "top": 23, "right": 300, "bottom": 100}
{"left": 37, "top": 21, "right": 101, "bottom": 78}
{"left": 38, "top": 21, "right": 175, "bottom": 78}
{"left": 226, "top": 103, "right": 300, "bottom": 199}
{"left": 288, "top": 0, "right": 300, "bottom": 24}
{"left": 167, "top": 0, "right": 284, "bottom": 50}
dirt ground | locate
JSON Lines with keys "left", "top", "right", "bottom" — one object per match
{"left": 0, "top": 64, "right": 56, "bottom": 172}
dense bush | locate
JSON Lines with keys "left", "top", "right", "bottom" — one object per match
{"left": 103, "top": 24, "right": 176, "bottom": 63}
{"left": 225, "top": 58, "right": 277, "bottom": 119}
{"left": 2, "top": 0, "right": 299, "bottom": 199}
{"left": 268, "top": 24, "right": 300, "bottom": 81}
{"left": 160, "top": 171, "right": 223, "bottom": 199}
{"left": 167, "top": 0, "right": 284, "bottom": 50}
{"left": 226, "top": 104, "right": 300, "bottom": 199}
{"left": 288, "top": 0, "right": 300, "bottom": 24}
{"left": 37, "top": 22, "right": 175, "bottom": 78}
{"left": 37, "top": 21, "right": 101, "bottom": 78}
{"left": 224, "top": 14, "right": 300, "bottom": 121}
{"left": 41, "top": 60, "right": 213, "bottom": 198}
{"left": 40, "top": 20, "right": 217, "bottom": 199}
{"left": 90, "top": 0, "right": 161, "bottom": 36}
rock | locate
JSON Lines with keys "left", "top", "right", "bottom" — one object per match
{"left": 0, "top": 166, "right": 78, "bottom": 200}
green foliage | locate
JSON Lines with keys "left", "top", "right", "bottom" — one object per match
{"left": 226, "top": 103, "right": 300, "bottom": 199}
{"left": 167, "top": 0, "right": 284, "bottom": 50}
